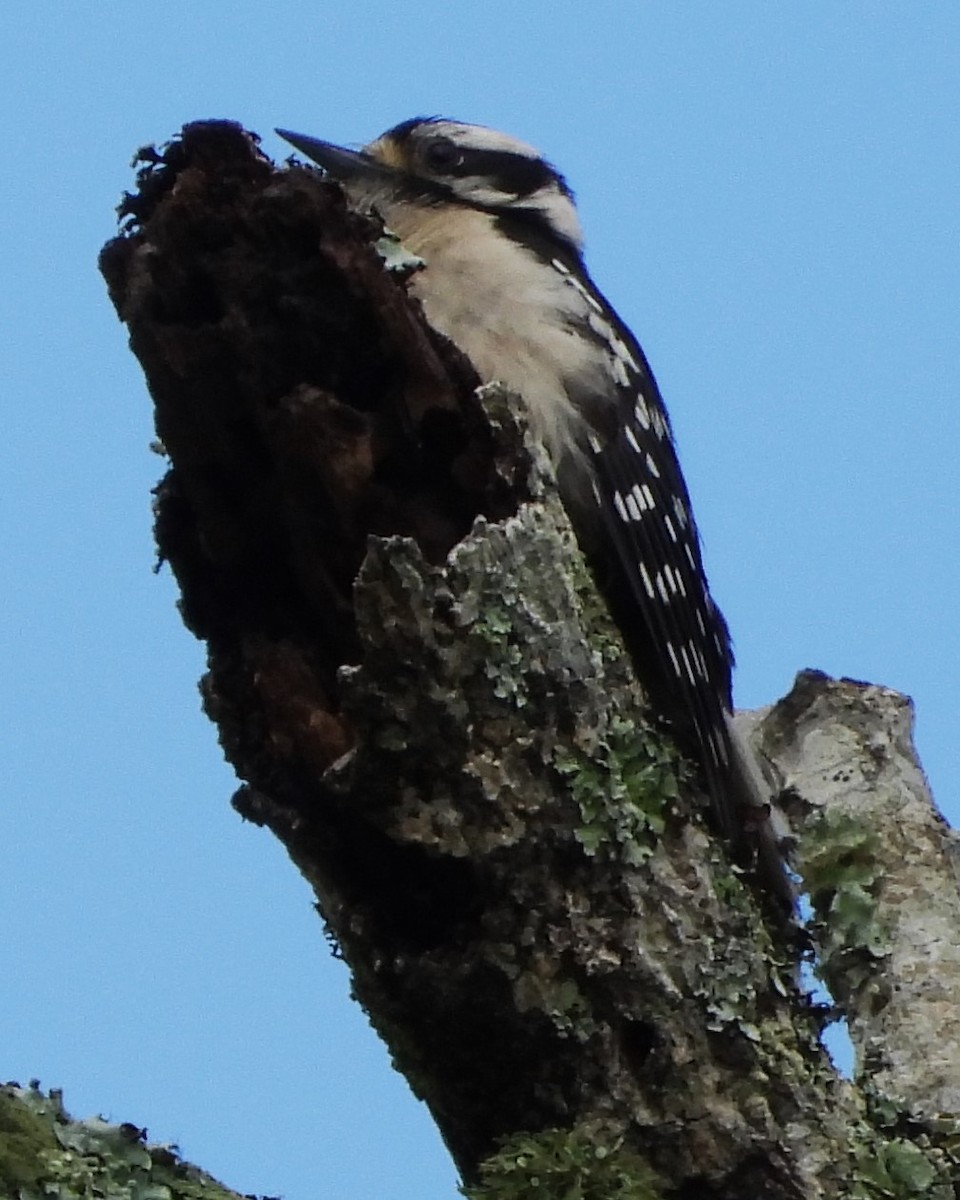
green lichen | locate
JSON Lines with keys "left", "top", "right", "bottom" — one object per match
{"left": 712, "top": 863, "right": 754, "bottom": 910}
{"left": 0, "top": 1082, "right": 239, "bottom": 1200}
{"left": 692, "top": 904, "right": 783, "bottom": 1040}
{"left": 851, "top": 1137, "right": 948, "bottom": 1199}
{"left": 924, "top": 1112, "right": 960, "bottom": 1161}
{"left": 511, "top": 970, "right": 599, "bottom": 1040}
{"left": 0, "top": 1084, "right": 57, "bottom": 1197}
{"left": 472, "top": 599, "right": 530, "bottom": 706}
{"left": 562, "top": 549, "right": 633, "bottom": 670}
{"left": 555, "top": 717, "right": 682, "bottom": 865}
{"left": 859, "top": 1097, "right": 960, "bottom": 1194}
{"left": 462, "top": 1126, "right": 664, "bottom": 1200}
{"left": 801, "top": 809, "right": 889, "bottom": 1002}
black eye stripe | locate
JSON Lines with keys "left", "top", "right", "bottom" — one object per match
{"left": 430, "top": 147, "right": 557, "bottom": 197}
{"left": 471, "top": 150, "right": 555, "bottom": 196}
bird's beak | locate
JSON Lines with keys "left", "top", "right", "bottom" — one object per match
{"left": 275, "top": 128, "right": 387, "bottom": 182}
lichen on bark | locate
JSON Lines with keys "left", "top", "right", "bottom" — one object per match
{"left": 0, "top": 1083, "right": 238, "bottom": 1200}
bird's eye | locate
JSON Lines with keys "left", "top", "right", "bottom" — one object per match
{"left": 422, "top": 136, "right": 462, "bottom": 172}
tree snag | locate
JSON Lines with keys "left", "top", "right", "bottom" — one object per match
{"left": 99, "top": 120, "right": 960, "bottom": 1199}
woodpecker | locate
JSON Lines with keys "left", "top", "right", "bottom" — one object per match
{"left": 276, "top": 118, "right": 786, "bottom": 897}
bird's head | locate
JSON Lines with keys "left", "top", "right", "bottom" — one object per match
{"left": 277, "top": 117, "right": 583, "bottom": 253}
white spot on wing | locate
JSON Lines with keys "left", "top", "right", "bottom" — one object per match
{"left": 630, "top": 483, "right": 649, "bottom": 513}
{"left": 624, "top": 425, "right": 641, "bottom": 453}
{"left": 581, "top": 287, "right": 605, "bottom": 314}
{"left": 639, "top": 561, "right": 656, "bottom": 599}
{"left": 611, "top": 335, "right": 638, "bottom": 371}
{"left": 679, "top": 643, "right": 697, "bottom": 686}
{"left": 712, "top": 728, "right": 730, "bottom": 766}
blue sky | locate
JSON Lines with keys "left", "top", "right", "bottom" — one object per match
{"left": 2, "top": 4, "right": 958, "bottom": 1198}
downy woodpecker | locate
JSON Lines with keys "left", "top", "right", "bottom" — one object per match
{"left": 276, "top": 118, "right": 784, "bottom": 894}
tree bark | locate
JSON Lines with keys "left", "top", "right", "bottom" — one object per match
{"left": 97, "top": 121, "right": 960, "bottom": 1199}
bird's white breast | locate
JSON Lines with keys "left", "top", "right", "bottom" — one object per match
{"left": 376, "top": 200, "right": 610, "bottom": 468}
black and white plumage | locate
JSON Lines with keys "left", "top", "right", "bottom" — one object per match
{"left": 276, "top": 118, "right": 782, "bottom": 884}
